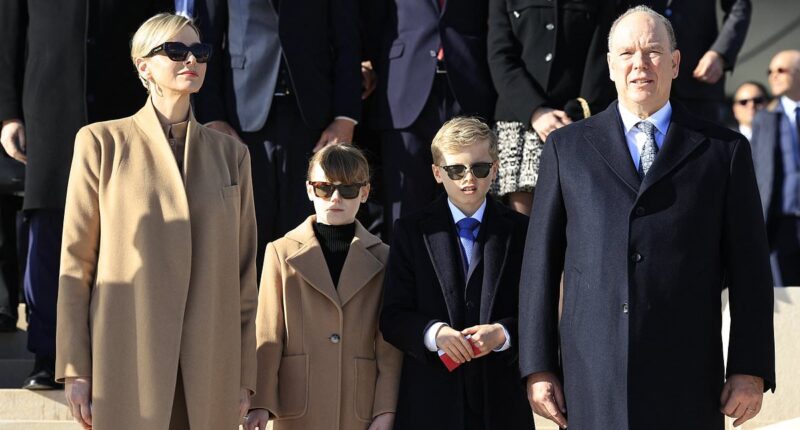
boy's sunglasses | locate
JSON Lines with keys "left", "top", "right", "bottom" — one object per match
{"left": 308, "top": 181, "right": 366, "bottom": 199}
{"left": 734, "top": 96, "right": 766, "bottom": 106}
{"left": 438, "top": 162, "right": 494, "bottom": 180}
{"left": 145, "top": 42, "right": 212, "bottom": 63}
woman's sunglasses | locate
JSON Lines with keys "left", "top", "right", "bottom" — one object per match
{"left": 145, "top": 42, "right": 213, "bottom": 63}
{"left": 438, "top": 162, "right": 494, "bottom": 180}
{"left": 308, "top": 181, "right": 366, "bottom": 199}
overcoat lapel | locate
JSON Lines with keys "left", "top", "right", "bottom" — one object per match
{"left": 584, "top": 102, "right": 642, "bottom": 194}
{"left": 479, "top": 200, "right": 512, "bottom": 324}
{"left": 337, "top": 223, "right": 384, "bottom": 306}
{"left": 286, "top": 223, "right": 341, "bottom": 307}
{"left": 422, "top": 199, "right": 464, "bottom": 327}
{"left": 638, "top": 105, "right": 706, "bottom": 196}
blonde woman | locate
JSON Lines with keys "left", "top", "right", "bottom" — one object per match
{"left": 55, "top": 13, "right": 257, "bottom": 430}
{"left": 246, "top": 144, "right": 401, "bottom": 430}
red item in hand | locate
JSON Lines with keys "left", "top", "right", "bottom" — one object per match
{"left": 437, "top": 335, "right": 483, "bottom": 372}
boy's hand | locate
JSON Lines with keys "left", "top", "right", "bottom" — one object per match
{"left": 461, "top": 324, "right": 506, "bottom": 357}
{"left": 435, "top": 325, "right": 475, "bottom": 364}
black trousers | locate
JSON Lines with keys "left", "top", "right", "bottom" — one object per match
{"left": 381, "top": 74, "right": 461, "bottom": 242}
{"left": 770, "top": 215, "right": 800, "bottom": 287}
{"left": 23, "top": 209, "right": 63, "bottom": 356}
{"left": 240, "top": 95, "right": 320, "bottom": 277}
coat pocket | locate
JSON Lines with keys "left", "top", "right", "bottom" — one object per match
{"left": 388, "top": 42, "right": 404, "bottom": 59}
{"left": 354, "top": 357, "right": 378, "bottom": 422}
{"left": 276, "top": 354, "right": 309, "bottom": 419}
{"left": 221, "top": 184, "right": 240, "bottom": 200}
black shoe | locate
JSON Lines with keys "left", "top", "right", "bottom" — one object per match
{"left": 22, "top": 355, "right": 64, "bottom": 390}
{"left": 0, "top": 313, "right": 16, "bottom": 332}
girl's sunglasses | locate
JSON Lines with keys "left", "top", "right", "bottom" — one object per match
{"left": 308, "top": 181, "right": 366, "bottom": 199}
{"left": 145, "top": 42, "right": 213, "bottom": 63}
{"left": 438, "top": 162, "right": 494, "bottom": 180}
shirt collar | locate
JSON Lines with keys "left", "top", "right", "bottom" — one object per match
{"left": 780, "top": 96, "right": 800, "bottom": 115}
{"left": 447, "top": 198, "right": 487, "bottom": 224}
{"left": 618, "top": 101, "right": 672, "bottom": 136}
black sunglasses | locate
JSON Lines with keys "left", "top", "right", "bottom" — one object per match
{"left": 734, "top": 96, "right": 766, "bottom": 106}
{"left": 308, "top": 181, "right": 366, "bottom": 199}
{"left": 438, "top": 163, "right": 494, "bottom": 180}
{"left": 145, "top": 42, "right": 212, "bottom": 63}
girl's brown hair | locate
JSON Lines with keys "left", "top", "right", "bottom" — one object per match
{"left": 307, "top": 144, "right": 370, "bottom": 184}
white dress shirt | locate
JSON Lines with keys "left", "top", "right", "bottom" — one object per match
{"left": 618, "top": 101, "right": 672, "bottom": 169}
{"left": 423, "top": 198, "right": 511, "bottom": 353}
{"left": 738, "top": 125, "right": 752, "bottom": 141}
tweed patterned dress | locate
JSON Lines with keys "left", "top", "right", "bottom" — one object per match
{"left": 492, "top": 121, "right": 545, "bottom": 196}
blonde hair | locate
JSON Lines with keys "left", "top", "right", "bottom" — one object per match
{"left": 431, "top": 117, "right": 498, "bottom": 165}
{"left": 130, "top": 13, "right": 200, "bottom": 90}
{"left": 307, "top": 144, "right": 371, "bottom": 185}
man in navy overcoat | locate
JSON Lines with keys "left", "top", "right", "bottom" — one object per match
{"left": 519, "top": 6, "right": 775, "bottom": 430}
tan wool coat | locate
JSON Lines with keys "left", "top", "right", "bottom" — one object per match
{"left": 252, "top": 216, "right": 402, "bottom": 430}
{"left": 55, "top": 100, "right": 258, "bottom": 430}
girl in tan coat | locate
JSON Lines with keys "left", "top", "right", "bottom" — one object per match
{"left": 245, "top": 145, "right": 402, "bottom": 430}
{"left": 55, "top": 14, "right": 257, "bottom": 430}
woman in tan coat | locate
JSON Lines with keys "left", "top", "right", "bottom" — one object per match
{"left": 55, "top": 13, "right": 257, "bottom": 430}
{"left": 245, "top": 145, "right": 402, "bottom": 430}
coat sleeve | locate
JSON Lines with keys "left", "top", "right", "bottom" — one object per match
{"left": 238, "top": 148, "right": 259, "bottom": 394}
{"left": 0, "top": 0, "right": 25, "bottom": 122}
{"left": 711, "top": 0, "right": 751, "bottom": 70}
{"left": 371, "top": 329, "right": 402, "bottom": 417}
{"left": 380, "top": 220, "right": 439, "bottom": 365}
{"left": 486, "top": 0, "right": 546, "bottom": 124}
{"left": 329, "top": 0, "right": 363, "bottom": 121}
{"left": 193, "top": 0, "right": 230, "bottom": 123}
{"left": 55, "top": 127, "right": 102, "bottom": 382}
{"left": 518, "top": 133, "right": 567, "bottom": 379}
{"left": 722, "top": 138, "right": 776, "bottom": 391}
{"left": 250, "top": 242, "right": 285, "bottom": 413}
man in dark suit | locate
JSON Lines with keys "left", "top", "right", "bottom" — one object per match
{"left": 630, "top": 0, "right": 751, "bottom": 123}
{"left": 751, "top": 50, "right": 800, "bottom": 287}
{"left": 0, "top": 0, "right": 172, "bottom": 389}
{"left": 195, "top": 0, "right": 362, "bottom": 271}
{"left": 380, "top": 118, "right": 533, "bottom": 430}
{"left": 371, "top": 0, "right": 497, "bottom": 241}
{"left": 519, "top": 6, "right": 774, "bottom": 430}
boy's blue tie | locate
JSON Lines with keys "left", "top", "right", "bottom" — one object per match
{"left": 456, "top": 217, "right": 480, "bottom": 274}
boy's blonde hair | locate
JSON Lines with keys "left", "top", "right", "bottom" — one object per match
{"left": 307, "top": 144, "right": 371, "bottom": 185}
{"left": 130, "top": 13, "right": 200, "bottom": 90}
{"left": 431, "top": 117, "right": 498, "bottom": 165}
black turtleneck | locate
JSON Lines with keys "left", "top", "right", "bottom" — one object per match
{"left": 313, "top": 222, "right": 356, "bottom": 288}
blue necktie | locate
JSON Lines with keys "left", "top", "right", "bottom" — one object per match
{"left": 456, "top": 217, "right": 480, "bottom": 275}
{"left": 636, "top": 121, "right": 659, "bottom": 177}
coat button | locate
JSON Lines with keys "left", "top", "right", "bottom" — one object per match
{"left": 329, "top": 334, "right": 341, "bottom": 344}
{"left": 429, "top": 50, "right": 437, "bottom": 57}
{"left": 631, "top": 252, "right": 642, "bottom": 263}
{"left": 545, "top": 53, "right": 553, "bottom": 62}
{"left": 622, "top": 303, "right": 629, "bottom": 314}
{"left": 545, "top": 23, "right": 555, "bottom": 30}
{"left": 466, "top": 300, "right": 475, "bottom": 310}
{"left": 635, "top": 206, "right": 645, "bottom": 216}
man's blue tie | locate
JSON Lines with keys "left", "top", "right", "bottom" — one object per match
{"left": 456, "top": 217, "right": 480, "bottom": 275}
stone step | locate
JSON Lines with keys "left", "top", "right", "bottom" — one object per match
{"left": 0, "top": 421, "right": 81, "bottom": 430}
{"left": 0, "top": 389, "right": 71, "bottom": 421}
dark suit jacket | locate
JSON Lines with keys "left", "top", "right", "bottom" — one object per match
{"left": 380, "top": 196, "right": 533, "bottom": 430}
{"left": 519, "top": 101, "right": 775, "bottom": 430}
{"left": 488, "top": 0, "right": 619, "bottom": 124}
{"left": 371, "top": 0, "right": 497, "bottom": 130}
{"left": 751, "top": 100, "right": 793, "bottom": 228}
{"left": 194, "top": 0, "right": 362, "bottom": 131}
{"left": 0, "top": 0, "right": 172, "bottom": 210}
{"left": 632, "top": 0, "right": 751, "bottom": 103}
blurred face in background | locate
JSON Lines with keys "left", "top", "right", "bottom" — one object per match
{"left": 768, "top": 50, "right": 800, "bottom": 101}
{"left": 732, "top": 83, "right": 767, "bottom": 127}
